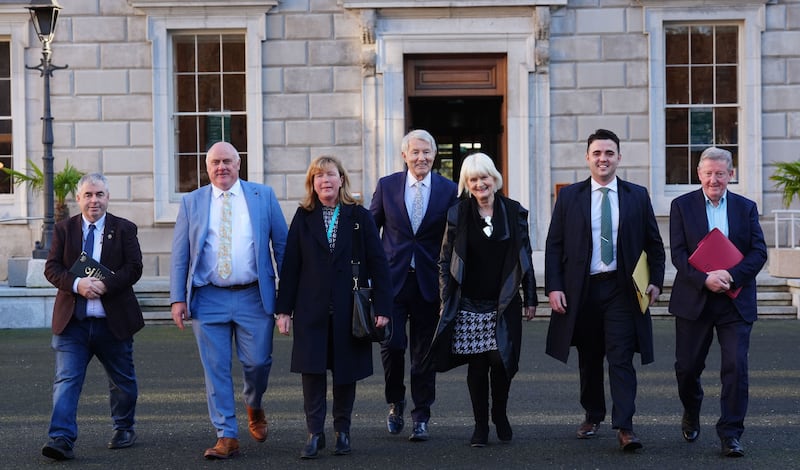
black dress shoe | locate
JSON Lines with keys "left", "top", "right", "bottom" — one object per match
{"left": 681, "top": 410, "right": 700, "bottom": 442}
{"left": 721, "top": 436, "right": 744, "bottom": 457}
{"left": 409, "top": 421, "right": 429, "bottom": 442}
{"left": 333, "top": 432, "right": 351, "bottom": 455}
{"left": 300, "top": 433, "right": 325, "bottom": 459}
{"left": 387, "top": 401, "right": 405, "bottom": 434}
{"left": 470, "top": 425, "right": 489, "bottom": 447}
{"left": 42, "top": 437, "right": 74, "bottom": 461}
{"left": 108, "top": 429, "right": 137, "bottom": 449}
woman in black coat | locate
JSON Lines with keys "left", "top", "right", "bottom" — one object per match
{"left": 427, "top": 153, "right": 537, "bottom": 447}
{"left": 276, "top": 155, "right": 392, "bottom": 459}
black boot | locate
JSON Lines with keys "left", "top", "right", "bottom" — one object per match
{"left": 491, "top": 365, "right": 512, "bottom": 442}
{"left": 467, "top": 360, "right": 490, "bottom": 447}
{"left": 333, "top": 432, "right": 351, "bottom": 455}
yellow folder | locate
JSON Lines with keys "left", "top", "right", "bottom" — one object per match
{"left": 632, "top": 251, "right": 649, "bottom": 314}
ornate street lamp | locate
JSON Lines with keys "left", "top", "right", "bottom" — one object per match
{"left": 27, "top": 0, "right": 67, "bottom": 258}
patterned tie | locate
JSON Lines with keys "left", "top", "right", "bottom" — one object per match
{"left": 599, "top": 187, "right": 613, "bottom": 264}
{"left": 411, "top": 182, "right": 423, "bottom": 234}
{"left": 75, "top": 224, "right": 96, "bottom": 320}
{"left": 217, "top": 191, "right": 232, "bottom": 279}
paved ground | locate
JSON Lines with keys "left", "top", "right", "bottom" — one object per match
{"left": 1, "top": 318, "right": 798, "bottom": 469}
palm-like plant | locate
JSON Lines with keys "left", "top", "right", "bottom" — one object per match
{"left": 1, "top": 159, "right": 84, "bottom": 221}
{"left": 771, "top": 161, "right": 800, "bottom": 208}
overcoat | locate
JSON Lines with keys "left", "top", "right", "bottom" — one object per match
{"left": 45, "top": 212, "right": 144, "bottom": 340}
{"left": 544, "top": 177, "right": 665, "bottom": 364}
{"left": 427, "top": 195, "right": 537, "bottom": 380}
{"left": 276, "top": 202, "right": 392, "bottom": 384}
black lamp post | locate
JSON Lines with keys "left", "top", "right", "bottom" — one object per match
{"left": 27, "top": 0, "right": 67, "bottom": 259}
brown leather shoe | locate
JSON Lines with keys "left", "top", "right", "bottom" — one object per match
{"left": 247, "top": 406, "right": 268, "bottom": 442}
{"left": 576, "top": 421, "right": 599, "bottom": 439}
{"left": 203, "top": 437, "right": 240, "bottom": 460}
{"left": 617, "top": 429, "right": 643, "bottom": 451}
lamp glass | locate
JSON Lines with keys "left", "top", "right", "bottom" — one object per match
{"left": 28, "top": 7, "right": 59, "bottom": 43}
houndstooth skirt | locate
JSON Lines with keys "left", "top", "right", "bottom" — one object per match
{"left": 452, "top": 298, "right": 498, "bottom": 355}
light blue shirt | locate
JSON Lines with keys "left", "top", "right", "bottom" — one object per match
{"left": 704, "top": 190, "right": 729, "bottom": 237}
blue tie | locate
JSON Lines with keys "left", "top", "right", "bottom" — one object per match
{"left": 74, "top": 224, "right": 96, "bottom": 320}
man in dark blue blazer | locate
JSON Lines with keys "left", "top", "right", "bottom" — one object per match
{"left": 669, "top": 147, "right": 767, "bottom": 458}
{"left": 545, "top": 129, "right": 665, "bottom": 452}
{"left": 370, "top": 129, "right": 458, "bottom": 441}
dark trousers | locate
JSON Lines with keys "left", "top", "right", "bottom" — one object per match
{"left": 465, "top": 350, "right": 510, "bottom": 429}
{"left": 574, "top": 276, "right": 638, "bottom": 430}
{"left": 381, "top": 271, "right": 438, "bottom": 422}
{"left": 301, "top": 373, "right": 356, "bottom": 434}
{"left": 675, "top": 294, "right": 752, "bottom": 439}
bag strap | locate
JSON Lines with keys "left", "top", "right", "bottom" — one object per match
{"left": 351, "top": 211, "right": 363, "bottom": 289}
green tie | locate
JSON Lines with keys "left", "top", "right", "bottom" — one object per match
{"left": 599, "top": 187, "right": 613, "bottom": 264}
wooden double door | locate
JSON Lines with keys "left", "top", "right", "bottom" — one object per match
{"left": 404, "top": 54, "right": 507, "bottom": 187}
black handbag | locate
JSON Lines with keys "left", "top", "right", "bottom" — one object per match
{"left": 351, "top": 219, "right": 389, "bottom": 342}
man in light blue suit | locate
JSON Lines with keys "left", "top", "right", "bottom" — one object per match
{"left": 170, "top": 141, "right": 288, "bottom": 460}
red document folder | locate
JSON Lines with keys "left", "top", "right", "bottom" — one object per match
{"left": 688, "top": 228, "right": 743, "bottom": 299}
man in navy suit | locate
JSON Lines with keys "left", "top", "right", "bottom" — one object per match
{"left": 170, "top": 141, "right": 288, "bottom": 459}
{"left": 42, "top": 173, "right": 144, "bottom": 460}
{"left": 669, "top": 147, "right": 767, "bottom": 457}
{"left": 545, "top": 129, "right": 665, "bottom": 452}
{"left": 370, "top": 129, "right": 458, "bottom": 441}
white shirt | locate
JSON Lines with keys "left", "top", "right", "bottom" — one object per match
{"left": 72, "top": 214, "right": 107, "bottom": 318}
{"left": 204, "top": 180, "right": 257, "bottom": 286}
{"left": 590, "top": 177, "right": 619, "bottom": 274}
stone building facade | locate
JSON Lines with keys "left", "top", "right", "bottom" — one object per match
{"left": 0, "top": 0, "right": 798, "bottom": 280}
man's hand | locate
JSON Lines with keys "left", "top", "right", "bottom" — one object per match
{"left": 645, "top": 284, "right": 661, "bottom": 306}
{"left": 77, "top": 277, "right": 106, "bottom": 300}
{"left": 548, "top": 291, "right": 567, "bottom": 314}
{"left": 704, "top": 270, "right": 733, "bottom": 294}
{"left": 171, "top": 302, "right": 188, "bottom": 330}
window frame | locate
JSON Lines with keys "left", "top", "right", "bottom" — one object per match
{"left": 135, "top": 3, "right": 272, "bottom": 223}
{"left": 644, "top": 3, "right": 765, "bottom": 215}
{"left": 0, "top": 10, "right": 32, "bottom": 223}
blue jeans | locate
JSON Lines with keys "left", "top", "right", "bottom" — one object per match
{"left": 48, "top": 317, "right": 137, "bottom": 446}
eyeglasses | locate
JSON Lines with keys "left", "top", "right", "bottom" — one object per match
{"left": 482, "top": 216, "right": 493, "bottom": 237}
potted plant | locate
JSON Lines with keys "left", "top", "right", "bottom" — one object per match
{"left": 1, "top": 158, "right": 85, "bottom": 221}
{"left": 768, "top": 160, "right": 800, "bottom": 277}
{"left": 771, "top": 160, "right": 800, "bottom": 208}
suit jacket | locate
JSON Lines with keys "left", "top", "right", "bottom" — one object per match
{"left": 369, "top": 171, "right": 458, "bottom": 302}
{"left": 275, "top": 203, "right": 392, "bottom": 384}
{"left": 669, "top": 189, "right": 767, "bottom": 322}
{"left": 45, "top": 213, "right": 144, "bottom": 340}
{"left": 169, "top": 180, "right": 288, "bottom": 315}
{"left": 427, "top": 196, "right": 537, "bottom": 379}
{"left": 544, "top": 177, "right": 665, "bottom": 364}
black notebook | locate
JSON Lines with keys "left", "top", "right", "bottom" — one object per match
{"left": 69, "top": 252, "right": 114, "bottom": 281}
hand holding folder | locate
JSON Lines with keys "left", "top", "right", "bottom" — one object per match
{"left": 687, "top": 228, "right": 743, "bottom": 299}
{"left": 632, "top": 252, "right": 650, "bottom": 313}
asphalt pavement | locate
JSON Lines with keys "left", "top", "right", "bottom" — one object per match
{"left": 1, "top": 318, "right": 798, "bottom": 469}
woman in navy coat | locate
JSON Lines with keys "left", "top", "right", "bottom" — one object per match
{"left": 276, "top": 155, "right": 392, "bottom": 459}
